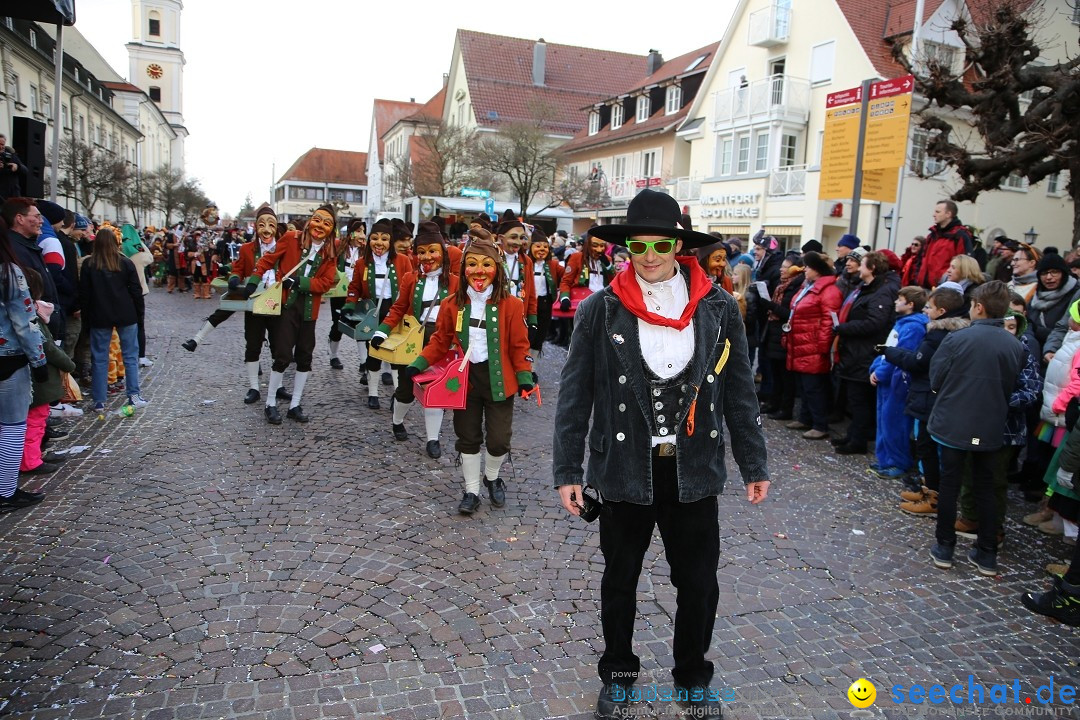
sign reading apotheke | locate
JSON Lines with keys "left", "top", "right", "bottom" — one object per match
{"left": 699, "top": 192, "right": 761, "bottom": 219}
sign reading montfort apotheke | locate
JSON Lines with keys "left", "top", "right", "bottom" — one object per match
{"left": 699, "top": 193, "right": 761, "bottom": 219}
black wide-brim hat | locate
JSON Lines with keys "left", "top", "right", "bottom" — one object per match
{"left": 588, "top": 189, "right": 715, "bottom": 249}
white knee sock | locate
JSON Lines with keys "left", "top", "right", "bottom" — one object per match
{"left": 290, "top": 371, "right": 308, "bottom": 408}
{"left": 266, "top": 370, "right": 284, "bottom": 408}
{"left": 246, "top": 361, "right": 260, "bottom": 391}
{"left": 367, "top": 370, "right": 380, "bottom": 396}
{"left": 328, "top": 340, "right": 340, "bottom": 360}
{"left": 391, "top": 370, "right": 399, "bottom": 390}
{"left": 392, "top": 397, "right": 411, "bottom": 425}
{"left": 356, "top": 341, "right": 368, "bottom": 365}
{"left": 484, "top": 451, "right": 507, "bottom": 483}
{"left": 424, "top": 408, "right": 443, "bottom": 441}
{"left": 461, "top": 452, "right": 482, "bottom": 495}
{"left": 192, "top": 320, "right": 215, "bottom": 344}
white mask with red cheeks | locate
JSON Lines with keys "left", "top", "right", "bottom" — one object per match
{"left": 464, "top": 253, "right": 497, "bottom": 292}
{"left": 416, "top": 243, "right": 444, "bottom": 274}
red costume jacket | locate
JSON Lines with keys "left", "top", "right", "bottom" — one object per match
{"left": 345, "top": 253, "right": 414, "bottom": 305}
{"left": 251, "top": 231, "right": 337, "bottom": 321}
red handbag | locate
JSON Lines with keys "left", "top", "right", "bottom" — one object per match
{"left": 552, "top": 286, "right": 592, "bottom": 318}
{"left": 414, "top": 347, "right": 472, "bottom": 410}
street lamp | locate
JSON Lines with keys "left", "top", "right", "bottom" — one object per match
{"left": 1023, "top": 226, "right": 1038, "bottom": 244}
{"left": 883, "top": 208, "right": 895, "bottom": 231}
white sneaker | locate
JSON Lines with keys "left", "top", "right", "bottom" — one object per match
{"left": 138, "top": 357, "right": 154, "bottom": 367}
{"left": 127, "top": 394, "right": 149, "bottom": 408}
{"left": 49, "top": 403, "right": 84, "bottom": 418}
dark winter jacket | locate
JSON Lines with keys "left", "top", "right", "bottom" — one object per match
{"left": 761, "top": 270, "right": 804, "bottom": 360}
{"left": 753, "top": 251, "right": 783, "bottom": 294}
{"left": 78, "top": 256, "right": 145, "bottom": 329}
{"left": 7, "top": 229, "right": 64, "bottom": 340}
{"left": 1028, "top": 280, "right": 1080, "bottom": 346}
{"left": 833, "top": 274, "right": 897, "bottom": 382}
{"left": 30, "top": 321, "right": 75, "bottom": 406}
{"left": 928, "top": 318, "right": 1023, "bottom": 451}
{"left": 784, "top": 275, "right": 841, "bottom": 375}
{"left": 1004, "top": 329, "right": 1043, "bottom": 446}
{"left": 882, "top": 313, "right": 969, "bottom": 421}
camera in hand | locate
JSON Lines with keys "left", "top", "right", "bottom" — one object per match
{"left": 574, "top": 486, "right": 602, "bottom": 523}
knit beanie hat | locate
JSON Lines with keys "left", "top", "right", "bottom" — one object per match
{"left": 801, "top": 238, "right": 823, "bottom": 254}
{"left": 838, "top": 234, "right": 860, "bottom": 250}
{"left": 413, "top": 221, "right": 446, "bottom": 250}
{"left": 1037, "top": 253, "right": 1069, "bottom": 276}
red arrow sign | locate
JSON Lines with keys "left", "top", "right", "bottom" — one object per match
{"left": 826, "top": 86, "right": 863, "bottom": 108}
{"left": 871, "top": 74, "right": 915, "bottom": 99}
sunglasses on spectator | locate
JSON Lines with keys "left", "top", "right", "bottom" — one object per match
{"left": 626, "top": 238, "right": 677, "bottom": 255}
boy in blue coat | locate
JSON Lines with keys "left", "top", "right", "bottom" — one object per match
{"left": 869, "top": 286, "right": 929, "bottom": 479}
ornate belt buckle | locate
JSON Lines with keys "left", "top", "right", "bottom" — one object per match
{"left": 657, "top": 442, "right": 676, "bottom": 457}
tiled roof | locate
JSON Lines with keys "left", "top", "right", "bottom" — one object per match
{"left": 457, "top": 29, "right": 649, "bottom": 135}
{"left": 559, "top": 105, "right": 691, "bottom": 155}
{"left": 610, "top": 42, "right": 720, "bottom": 97}
{"left": 101, "top": 81, "right": 144, "bottom": 94}
{"left": 408, "top": 87, "right": 446, "bottom": 123}
{"left": 373, "top": 99, "right": 423, "bottom": 160}
{"left": 882, "top": 0, "right": 945, "bottom": 38}
{"left": 278, "top": 148, "right": 368, "bottom": 186}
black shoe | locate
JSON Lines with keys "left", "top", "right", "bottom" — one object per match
{"left": 367, "top": 396, "right": 380, "bottom": 410}
{"left": 276, "top": 388, "right": 292, "bottom": 402}
{"left": 426, "top": 440, "right": 442, "bottom": 459}
{"left": 44, "top": 427, "right": 68, "bottom": 440}
{"left": 181, "top": 339, "right": 197, "bottom": 352}
{"left": 835, "top": 443, "right": 867, "bottom": 455}
{"left": 457, "top": 492, "right": 480, "bottom": 514}
{"left": 674, "top": 686, "right": 724, "bottom": 718}
{"left": 484, "top": 477, "right": 506, "bottom": 508}
{"left": 41, "top": 452, "right": 66, "bottom": 464}
{"left": 264, "top": 406, "right": 282, "bottom": 425}
{"left": 286, "top": 405, "right": 309, "bottom": 423}
{"left": 0, "top": 488, "right": 45, "bottom": 508}
{"left": 359, "top": 369, "right": 368, "bottom": 384}
{"left": 330, "top": 357, "right": 344, "bottom": 370}
{"left": 829, "top": 435, "right": 848, "bottom": 447}
{"left": 22, "top": 462, "right": 58, "bottom": 475}
{"left": 381, "top": 371, "right": 393, "bottom": 386}
{"left": 392, "top": 423, "right": 408, "bottom": 441}
{"left": 595, "top": 684, "right": 632, "bottom": 719}
{"left": 243, "top": 389, "right": 261, "bottom": 405}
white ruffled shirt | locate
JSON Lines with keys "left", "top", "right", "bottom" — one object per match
{"left": 259, "top": 240, "right": 277, "bottom": 287}
{"left": 372, "top": 252, "right": 391, "bottom": 299}
{"left": 467, "top": 285, "right": 493, "bottom": 362}
{"left": 635, "top": 269, "right": 694, "bottom": 446}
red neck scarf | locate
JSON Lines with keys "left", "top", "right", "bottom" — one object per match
{"left": 610, "top": 256, "right": 711, "bottom": 331}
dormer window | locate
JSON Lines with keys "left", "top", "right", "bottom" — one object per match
{"left": 611, "top": 103, "right": 624, "bottom": 130}
{"left": 665, "top": 85, "right": 682, "bottom": 114}
{"left": 588, "top": 111, "right": 600, "bottom": 135}
{"left": 636, "top": 96, "right": 650, "bottom": 123}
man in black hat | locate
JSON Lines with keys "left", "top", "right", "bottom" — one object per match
{"left": 553, "top": 189, "right": 770, "bottom": 719}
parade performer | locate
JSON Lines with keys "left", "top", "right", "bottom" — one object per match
{"left": 552, "top": 189, "right": 769, "bottom": 719}
{"left": 402, "top": 230, "right": 532, "bottom": 514}
{"left": 327, "top": 220, "right": 365, "bottom": 371}
{"left": 558, "top": 233, "right": 615, "bottom": 312}
{"left": 343, "top": 218, "right": 413, "bottom": 408}
{"left": 164, "top": 231, "right": 185, "bottom": 293}
{"left": 371, "top": 222, "right": 459, "bottom": 459}
{"left": 246, "top": 204, "right": 338, "bottom": 424}
{"left": 696, "top": 236, "right": 735, "bottom": 293}
{"left": 527, "top": 227, "right": 563, "bottom": 361}
{"left": 495, "top": 215, "right": 538, "bottom": 328}
{"left": 391, "top": 219, "right": 414, "bottom": 263}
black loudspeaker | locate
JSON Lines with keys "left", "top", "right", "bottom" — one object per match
{"left": 12, "top": 116, "right": 46, "bottom": 199}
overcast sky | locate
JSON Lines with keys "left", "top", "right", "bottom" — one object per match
{"left": 73, "top": 0, "right": 737, "bottom": 218}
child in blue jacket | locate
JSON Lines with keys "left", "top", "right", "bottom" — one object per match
{"left": 869, "top": 286, "right": 929, "bottom": 479}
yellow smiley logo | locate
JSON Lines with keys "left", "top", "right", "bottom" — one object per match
{"left": 847, "top": 678, "right": 876, "bottom": 708}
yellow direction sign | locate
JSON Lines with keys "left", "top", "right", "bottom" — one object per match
{"left": 819, "top": 103, "right": 861, "bottom": 199}
{"left": 861, "top": 167, "right": 900, "bottom": 203}
{"left": 864, "top": 93, "right": 912, "bottom": 171}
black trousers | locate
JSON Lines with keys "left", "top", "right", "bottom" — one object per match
{"left": 206, "top": 308, "right": 235, "bottom": 328}
{"left": 842, "top": 379, "right": 876, "bottom": 449}
{"left": 597, "top": 456, "right": 719, "bottom": 689}
{"left": 938, "top": 446, "right": 1000, "bottom": 553}
{"left": 364, "top": 298, "right": 396, "bottom": 372}
{"left": 327, "top": 297, "right": 346, "bottom": 342}
{"left": 453, "top": 361, "right": 514, "bottom": 455}
{"left": 529, "top": 294, "right": 554, "bottom": 350}
{"left": 914, "top": 419, "right": 941, "bottom": 490}
{"left": 244, "top": 312, "right": 278, "bottom": 363}
{"left": 796, "top": 372, "right": 830, "bottom": 431}
{"left": 271, "top": 302, "right": 316, "bottom": 373}
{"left": 767, "top": 357, "right": 796, "bottom": 414}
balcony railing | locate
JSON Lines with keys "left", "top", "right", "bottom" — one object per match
{"left": 670, "top": 176, "right": 701, "bottom": 201}
{"left": 713, "top": 74, "right": 811, "bottom": 129}
{"left": 748, "top": 3, "right": 791, "bottom": 47}
{"left": 768, "top": 164, "right": 807, "bottom": 196}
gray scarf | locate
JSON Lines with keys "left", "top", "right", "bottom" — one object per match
{"left": 1030, "top": 275, "right": 1078, "bottom": 312}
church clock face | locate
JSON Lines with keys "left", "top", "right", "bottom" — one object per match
{"left": 147, "top": 63, "right": 164, "bottom": 79}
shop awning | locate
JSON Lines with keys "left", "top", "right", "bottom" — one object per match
{"left": 706, "top": 224, "right": 751, "bottom": 235}
{"left": 763, "top": 225, "right": 803, "bottom": 236}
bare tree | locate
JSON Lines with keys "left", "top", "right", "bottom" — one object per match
{"left": 110, "top": 167, "right": 154, "bottom": 226}
{"left": 473, "top": 103, "right": 569, "bottom": 221}
{"left": 385, "top": 118, "right": 502, "bottom": 199}
{"left": 146, "top": 166, "right": 186, "bottom": 226}
{"left": 56, "top": 138, "right": 130, "bottom": 219}
{"left": 177, "top": 178, "right": 211, "bottom": 228}
{"left": 894, "top": 0, "right": 1080, "bottom": 245}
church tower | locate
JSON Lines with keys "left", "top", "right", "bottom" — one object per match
{"left": 125, "top": 0, "right": 187, "bottom": 168}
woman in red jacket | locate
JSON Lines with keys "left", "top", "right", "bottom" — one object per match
{"left": 403, "top": 231, "right": 533, "bottom": 515}
{"left": 783, "top": 251, "right": 843, "bottom": 440}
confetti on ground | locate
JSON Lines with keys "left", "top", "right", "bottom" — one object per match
{"left": 98, "top": 449, "right": 112, "bottom": 455}
{"left": 852, "top": 529, "right": 865, "bottom": 536}
{"left": 201, "top": 399, "right": 216, "bottom": 405}
{"left": 774, "top": 533, "right": 788, "bottom": 539}
{"left": 103, "top": 555, "right": 111, "bottom": 564}
{"left": 368, "top": 644, "right": 386, "bottom": 654}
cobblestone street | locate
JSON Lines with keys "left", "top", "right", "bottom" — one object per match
{"left": 0, "top": 289, "right": 1077, "bottom": 720}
